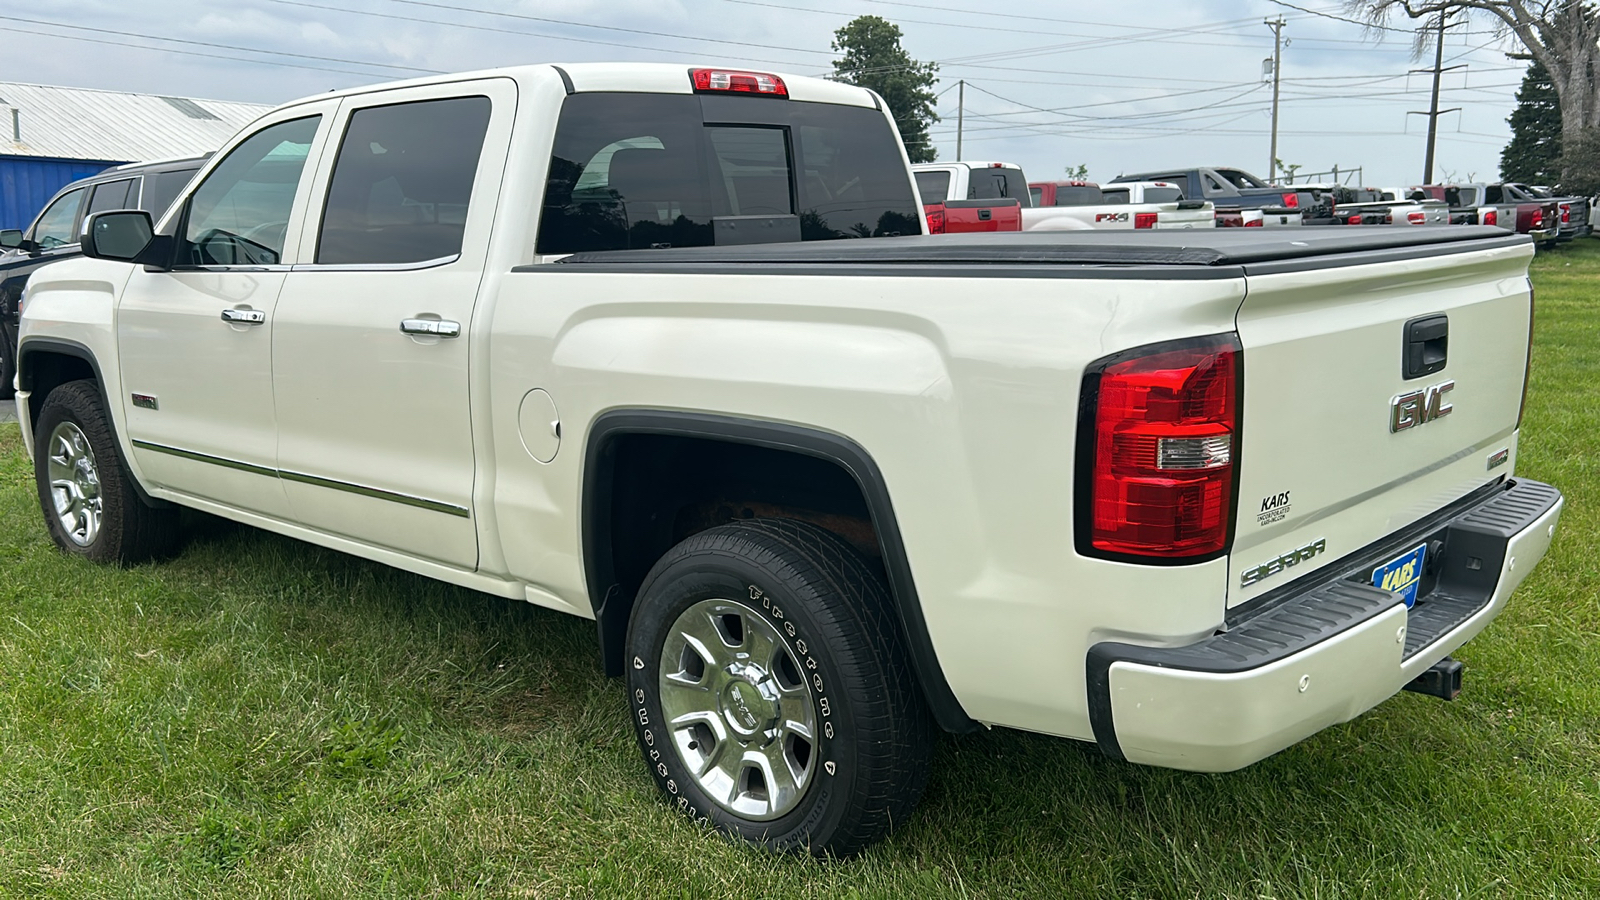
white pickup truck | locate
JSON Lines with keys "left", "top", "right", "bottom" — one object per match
{"left": 1023, "top": 180, "right": 1215, "bottom": 231}
{"left": 12, "top": 63, "right": 1563, "bottom": 857}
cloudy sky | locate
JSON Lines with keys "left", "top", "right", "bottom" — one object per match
{"left": 1, "top": 0, "right": 1530, "bottom": 187}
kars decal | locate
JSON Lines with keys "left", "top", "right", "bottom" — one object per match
{"left": 1256, "top": 490, "right": 1291, "bottom": 527}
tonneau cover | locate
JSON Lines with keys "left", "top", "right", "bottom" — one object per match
{"left": 552, "top": 226, "right": 1524, "bottom": 268}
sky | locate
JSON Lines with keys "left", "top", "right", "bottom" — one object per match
{"left": 0, "top": 0, "right": 1532, "bottom": 188}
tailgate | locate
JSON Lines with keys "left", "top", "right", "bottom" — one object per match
{"left": 1228, "top": 239, "right": 1534, "bottom": 607}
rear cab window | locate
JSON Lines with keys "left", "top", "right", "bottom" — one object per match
{"left": 966, "top": 167, "right": 1029, "bottom": 205}
{"left": 914, "top": 170, "right": 952, "bottom": 204}
{"left": 1142, "top": 186, "right": 1183, "bottom": 204}
{"left": 1053, "top": 185, "right": 1105, "bottom": 206}
{"left": 537, "top": 93, "right": 921, "bottom": 254}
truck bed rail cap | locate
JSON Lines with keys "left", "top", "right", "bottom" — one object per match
{"left": 551, "top": 227, "right": 1525, "bottom": 268}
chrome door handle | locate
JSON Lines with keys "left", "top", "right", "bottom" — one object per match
{"left": 400, "top": 318, "right": 461, "bottom": 338}
{"left": 220, "top": 308, "right": 266, "bottom": 325}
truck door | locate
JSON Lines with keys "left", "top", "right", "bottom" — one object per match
{"left": 119, "top": 106, "right": 337, "bottom": 518}
{"left": 270, "top": 79, "right": 515, "bottom": 569}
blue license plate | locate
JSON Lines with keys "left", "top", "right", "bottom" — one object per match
{"left": 1373, "top": 544, "right": 1428, "bottom": 608}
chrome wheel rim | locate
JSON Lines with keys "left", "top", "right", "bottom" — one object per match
{"left": 658, "top": 597, "right": 818, "bottom": 821}
{"left": 46, "top": 421, "right": 102, "bottom": 547}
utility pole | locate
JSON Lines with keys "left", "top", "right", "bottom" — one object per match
{"left": 956, "top": 79, "right": 965, "bottom": 160}
{"left": 1265, "top": 16, "right": 1285, "bottom": 181}
{"left": 1410, "top": 11, "right": 1464, "bottom": 185}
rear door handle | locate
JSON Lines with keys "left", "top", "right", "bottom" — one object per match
{"left": 220, "top": 308, "right": 266, "bottom": 325}
{"left": 400, "top": 318, "right": 461, "bottom": 338}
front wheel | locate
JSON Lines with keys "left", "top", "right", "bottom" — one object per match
{"left": 33, "top": 379, "right": 180, "bottom": 564}
{"left": 625, "top": 518, "right": 935, "bottom": 857}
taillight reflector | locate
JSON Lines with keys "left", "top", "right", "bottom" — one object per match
{"left": 924, "top": 204, "right": 945, "bottom": 234}
{"left": 1077, "top": 335, "right": 1241, "bottom": 560}
{"left": 1483, "top": 210, "right": 1497, "bottom": 226}
{"left": 1408, "top": 211, "right": 1426, "bottom": 224}
{"left": 1281, "top": 192, "right": 1299, "bottom": 208}
{"left": 690, "top": 68, "right": 787, "bottom": 97}
{"left": 1134, "top": 212, "right": 1158, "bottom": 229}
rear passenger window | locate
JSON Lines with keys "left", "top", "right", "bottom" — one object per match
{"left": 536, "top": 93, "right": 920, "bottom": 254}
{"left": 317, "top": 96, "right": 492, "bottom": 265}
{"left": 87, "top": 179, "right": 136, "bottom": 215}
{"left": 142, "top": 168, "right": 199, "bottom": 222}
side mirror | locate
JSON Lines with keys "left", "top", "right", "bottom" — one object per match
{"left": 0, "top": 229, "right": 22, "bottom": 250}
{"left": 81, "top": 210, "right": 155, "bottom": 263}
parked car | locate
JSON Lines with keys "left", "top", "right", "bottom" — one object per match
{"left": 1508, "top": 183, "right": 1591, "bottom": 241}
{"left": 1109, "top": 166, "right": 1330, "bottom": 225}
{"left": 1413, "top": 184, "right": 1559, "bottom": 242}
{"left": 0, "top": 156, "right": 207, "bottom": 399}
{"left": 1409, "top": 184, "right": 1512, "bottom": 229}
{"left": 1023, "top": 180, "right": 1213, "bottom": 231}
{"left": 1317, "top": 185, "right": 1448, "bottom": 226}
{"left": 14, "top": 63, "right": 1562, "bottom": 857}
{"left": 912, "top": 161, "right": 1025, "bottom": 233}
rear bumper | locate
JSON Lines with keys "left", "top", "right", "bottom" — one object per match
{"left": 1087, "top": 478, "right": 1563, "bottom": 772}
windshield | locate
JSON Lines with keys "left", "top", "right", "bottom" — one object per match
{"left": 537, "top": 93, "right": 921, "bottom": 254}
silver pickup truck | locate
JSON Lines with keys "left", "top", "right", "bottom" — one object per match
{"left": 12, "top": 63, "right": 1562, "bottom": 856}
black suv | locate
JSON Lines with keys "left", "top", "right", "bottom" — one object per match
{"left": 1, "top": 155, "right": 207, "bottom": 399}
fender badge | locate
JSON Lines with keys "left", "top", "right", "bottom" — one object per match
{"left": 130, "top": 393, "right": 159, "bottom": 410}
{"left": 1487, "top": 448, "right": 1509, "bottom": 470}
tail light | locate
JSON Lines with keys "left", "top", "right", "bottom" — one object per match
{"left": 1243, "top": 215, "right": 1263, "bottom": 227}
{"left": 1531, "top": 209, "right": 1544, "bottom": 228}
{"left": 1347, "top": 214, "right": 1362, "bottom": 225}
{"left": 690, "top": 68, "right": 787, "bottom": 97}
{"left": 924, "top": 204, "right": 945, "bottom": 234}
{"left": 1280, "top": 193, "right": 1300, "bottom": 208}
{"left": 1076, "top": 335, "right": 1241, "bottom": 561}
{"left": 1561, "top": 203, "right": 1571, "bottom": 224}
{"left": 1134, "top": 212, "right": 1158, "bottom": 229}
{"left": 1519, "top": 284, "right": 1534, "bottom": 428}
{"left": 1384, "top": 213, "right": 1393, "bottom": 224}
{"left": 1408, "top": 211, "right": 1425, "bottom": 224}
{"left": 1483, "top": 210, "right": 1497, "bottom": 226}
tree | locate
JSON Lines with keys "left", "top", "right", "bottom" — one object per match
{"left": 1275, "top": 158, "right": 1304, "bottom": 182}
{"left": 1350, "top": 1, "right": 1600, "bottom": 184}
{"left": 1064, "top": 163, "right": 1089, "bottom": 179}
{"left": 831, "top": 16, "right": 940, "bottom": 163}
{"left": 1501, "top": 59, "right": 1564, "bottom": 182}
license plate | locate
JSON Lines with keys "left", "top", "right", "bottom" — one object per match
{"left": 1373, "top": 543, "right": 1427, "bottom": 608}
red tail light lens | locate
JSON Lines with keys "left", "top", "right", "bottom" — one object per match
{"left": 690, "top": 68, "right": 787, "bottom": 97}
{"left": 1532, "top": 209, "right": 1544, "bottom": 228}
{"left": 1347, "top": 214, "right": 1362, "bottom": 225}
{"left": 1077, "top": 335, "right": 1241, "bottom": 560}
{"left": 1243, "top": 215, "right": 1263, "bottom": 227}
{"left": 1483, "top": 210, "right": 1498, "bottom": 226}
{"left": 1134, "top": 212, "right": 1158, "bottom": 229}
{"left": 1281, "top": 192, "right": 1299, "bottom": 208}
{"left": 1561, "top": 203, "right": 1571, "bottom": 224}
{"left": 1408, "top": 211, "right": 1425, "bottom": 224}
{"left": 924, "top": 204, "right": 945, "bottom": 234}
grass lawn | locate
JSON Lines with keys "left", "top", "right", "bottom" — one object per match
{"left": 1, "top": 242, "right": 1597, "bottom": 899}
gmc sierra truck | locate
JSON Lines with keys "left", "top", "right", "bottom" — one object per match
{"left": 10, "top": 63, "right": 1563, "bottom": 857}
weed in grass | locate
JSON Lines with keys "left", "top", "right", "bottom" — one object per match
{"left": 0, "top": 240, "right": 1597, "bottom": 897}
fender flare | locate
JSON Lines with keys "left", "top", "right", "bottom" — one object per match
{"left": 583, "top": 409, "right": 978, "bottom": 734}
{"left": 17, "top": 336, "right": 165, "bottom": 508}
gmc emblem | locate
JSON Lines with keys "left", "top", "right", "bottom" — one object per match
{"left": 1390, "top": 380, "right": 1454, "bottom": 433}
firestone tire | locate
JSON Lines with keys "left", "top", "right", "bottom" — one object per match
{"left": 33, "top": 379, "right": 181, "bottom": 564}
{"left": 625, "top": 518, "right": 935, "bottom": 857}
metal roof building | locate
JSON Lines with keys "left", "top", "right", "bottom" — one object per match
{"left": 0, "top": 82, "right": 271, "bottom": 230}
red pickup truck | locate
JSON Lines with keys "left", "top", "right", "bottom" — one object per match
{"left": 912, "top": 162, "right": 1025, "bottom": 234}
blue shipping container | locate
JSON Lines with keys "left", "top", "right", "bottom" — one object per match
{"left": 0, "top": 154, "right": 126, "bottom": 231}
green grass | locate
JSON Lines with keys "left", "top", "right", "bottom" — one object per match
{"left": 2, "top": 241, "right": 1598, "bottom": 898}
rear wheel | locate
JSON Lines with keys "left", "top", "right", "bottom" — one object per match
{"left": 33, "top": 380, "right": 180, "bottom": 564}
{"left": 625, "top": 518, "right": 934, "bottom": 857}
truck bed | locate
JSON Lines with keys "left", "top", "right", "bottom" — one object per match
{"left": 547, "top": 226, "right": 1524, "bottom": 271}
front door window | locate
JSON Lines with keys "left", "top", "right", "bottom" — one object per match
{"left": 181, "top": 116, "right": 320, "bottom": 266}
{"left": 30, "top": 188, "right": 87, "bottom": 250}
